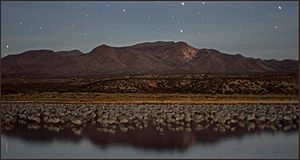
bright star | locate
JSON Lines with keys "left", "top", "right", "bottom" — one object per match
{"left": 181, "top": 2, "right": 185, "bottom": 6}
{"left": 274, "top": 25, "right": 278, "bottom": 29}
{"left": 180, "top": 29, "right": 183, "bottom": 33}
{"left": 202, "top": 2, "right": 205, "bottom": 5}
{"left": 278, "top": 6, "right": 282, "bottom": 10}
{"left": 122, "top": 9, "right": 126, "bottom": 13}
{"left": 5, "top": 45, "right": 9, "bottom": 49}
{"left": 19, "top": 21, "right": 23, "bottom": 25}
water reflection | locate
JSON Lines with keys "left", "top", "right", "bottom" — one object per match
{"left": 1, "top": 124, "right": 297, "bottom": 151}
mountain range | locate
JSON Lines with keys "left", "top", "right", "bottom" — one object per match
{"left": 1, "top": 41, "right": 298, "bottom": 77}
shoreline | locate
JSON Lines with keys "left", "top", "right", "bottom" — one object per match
{"left": 1, "top": 100, "right": 298, "bottom": 105}
{"left": 1, "top": 93, "right": 298, "bottom": 105}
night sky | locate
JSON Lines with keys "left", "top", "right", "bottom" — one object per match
{"left": 1, "top": 1, "right": 298, "bottom": 60}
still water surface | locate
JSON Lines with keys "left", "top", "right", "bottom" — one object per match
{"left": 1, "top": 125, "right": 298, "bottom": 159}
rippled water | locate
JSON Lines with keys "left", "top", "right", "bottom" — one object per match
{"left": 1, "top": 124, "right": 298, "bottom": 159}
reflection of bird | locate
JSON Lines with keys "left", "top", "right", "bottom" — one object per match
{"left": 182, "top": 133, "right": 197, "bottom": 147}
{"left": 88, "top": 128, "right": 197, "bottom": 150}
{"left": 5, "top": 141, "right": 9, "bottom": 154}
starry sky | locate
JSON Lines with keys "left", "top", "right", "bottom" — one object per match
{"left": 1, "top": 1, "right": 298, "bottom": 60}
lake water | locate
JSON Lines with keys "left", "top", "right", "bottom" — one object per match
{"left": 1, "top": 124, "right": 298, "bottom": 159}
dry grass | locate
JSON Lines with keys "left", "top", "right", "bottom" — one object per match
{"left": 1, "top": 92, "right": 298, "bottom": 104}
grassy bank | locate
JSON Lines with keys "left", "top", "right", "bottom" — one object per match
{"left": 1, "top": 92, "right": 298, "bottom": 104}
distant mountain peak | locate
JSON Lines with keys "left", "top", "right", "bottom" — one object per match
{"left": 175, "top": 41, "right": 189, "bottom": 46}
{"left": 90, "top": 44, "right": 114, "bottom": 53}
{"left": 99, "top": 44, "right": 110, "bottom": 47}
{"left": 70, "top": 49, "right": 82, "bottom": 53}
{"left": 23, "top": 49, "right": 55, "bottom": 53}
{"left": 132, "top": 41, "right": 175, "bottom": 47}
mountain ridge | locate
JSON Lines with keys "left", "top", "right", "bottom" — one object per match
{"left": 1, "top": 41, "right": 298, "bottom": 78}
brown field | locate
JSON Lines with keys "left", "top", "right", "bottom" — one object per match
{"left": 1, "top": 73, "right": 298, "bottom": 104}
{"left": 1, "top": 92, "right": 298, "bottom": 104}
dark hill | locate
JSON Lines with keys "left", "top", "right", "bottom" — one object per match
{"left": 1, "top": 41, "right": 298, "bottom": 77}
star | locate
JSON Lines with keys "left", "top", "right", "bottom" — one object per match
{"left": 106, "top": 4, "right": 110, "bottom": 7}
{"left": 84, "top": 33, "right": 88, "bottom": 36}
{"left": 202, "top": 2, "right": 205, "bottom": 5}
{"left": 180, "top": 29, "right": 183, "bottom": 33}
{"left": 278, "top": 6, "right": 282, "bottom": 10}
{"left": 122, "top": 9, "right": 126, "bottom": 13}
{"left": 39, "top": 26, "right": 43, "bottom": 30}
{"left": 181, "top": 2, "right": 185, "bottom": 6}
{"left": 198, "top": 31, "right": 201, "bottom": 34}
{"left": 19, "top": 21, "right": 23, "bottom": 25}
{"left": 5, "top": 45, "right": 9, "bottom": 49}
{"left": 147, "top": 16, "right": 151, "bottom": 19}
{"left": 274, "top": 25, "right": 278, "bottom": 29}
